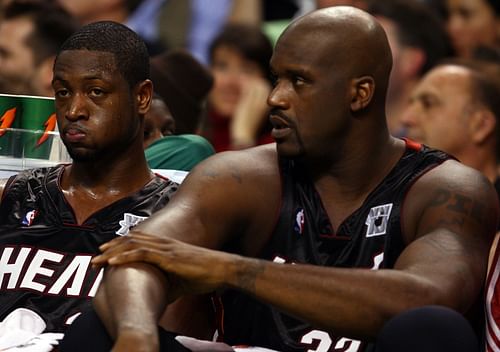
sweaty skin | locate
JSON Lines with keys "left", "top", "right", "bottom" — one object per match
{"left": 91, "top": 7, "right": 498, "bottom": 351}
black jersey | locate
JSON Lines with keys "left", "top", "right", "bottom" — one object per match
{"left": 0, "top": 165, "right": 178, "bottom": 332}
{"left": 219, "top": 140, "right": 451, "bottom": 352}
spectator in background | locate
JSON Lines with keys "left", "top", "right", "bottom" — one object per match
{"left": 368, "top": 0, "right": 453, "bottom": 136}
{"left": 143, "top": 94, "right": 175, "bottom": 148}
{"left": 401, "top": 58, "right": 500, "bottom": 189}
{"left": 400, "top": 54, "right": 500, "bottom": 351}
{"left": 149, "top": 49, "right": 213, "bottom": 135}
{"left": 57, "top": 0, "right": 165, "bottom": 55}
{"left": 143, "top": 96, "right": 215, "bottom": 172}
{"left": 56, "top": 0, "right": 138, "bottom": 24}
{"left": 201, "top": 23, "right": 274, "bottom": 152}
{"left": 146, "top": 49, "right": 215, "bottom": 172}
{"left": 0, "top": 0, "right": 78, "bottom": 96}
{"left": 446, "top": 0, "right": 500, "bottom": 59}
{"left": 158, "top": 0, "right": 233, "bottom": 65}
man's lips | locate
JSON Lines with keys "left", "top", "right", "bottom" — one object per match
{"left": 63, "top": 126, "right": 87, "bottom": 143}
{"left": 270, "top": 111, "right": 293, "bottom": 139}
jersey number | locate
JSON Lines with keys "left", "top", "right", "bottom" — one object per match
{"left": 301, "top": 330, "right": 361, "bottom": 352}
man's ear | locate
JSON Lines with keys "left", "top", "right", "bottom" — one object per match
{"left": 136, "top": 79, "right": 153, "bottom": 115}
{"left": 469, "top": 108, "right": 497, "bottom": 144}
{"left": 350, "top": 76, "right": 375, "bottom": 112}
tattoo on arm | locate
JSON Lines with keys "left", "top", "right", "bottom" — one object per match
{"left": 429, "top": 188, "right": 487, "bottom": 226}
{"left": 236, "top": 259, "right": 266, "bottom": 294}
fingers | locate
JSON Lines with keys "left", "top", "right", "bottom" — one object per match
{"left": 107, "top": 247, "right": 163, "bottom": 266}
{"left": 92, "top": 233, "right": 174, "bottom": 267}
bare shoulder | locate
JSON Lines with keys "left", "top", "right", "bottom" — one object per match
{"left": 147, "top": 144, "right": 281, "bottom": 250}
{"left": 417, "top": 159, "right": 495, "bottom": 194}
{"left": 181, "top": 143, "right": 280, "bottom": 191}
{"left": 403, "top": 159, "right": 499, "bottom": 243}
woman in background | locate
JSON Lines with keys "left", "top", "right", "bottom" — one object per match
{"left": 446, "top": 0, "right": 500, "bottom": 58}
{"left": 202, "top": 23, "right": 274, "bottom": 152}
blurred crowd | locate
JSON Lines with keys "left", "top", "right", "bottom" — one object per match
{"left": 0, "top": 0, "right": 499, "bottom": 160}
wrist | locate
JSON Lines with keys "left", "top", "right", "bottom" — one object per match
{"left": 227, "top": 256, "right": 266, "bottom": 294}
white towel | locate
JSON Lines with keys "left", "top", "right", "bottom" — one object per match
{"left": 0, "top": 308, "right": 63, "bottom": 352}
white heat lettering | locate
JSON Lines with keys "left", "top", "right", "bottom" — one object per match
{"left": 0, "top": 246, "right": 100, "bottom": 298}
{"left": 87, "top": 268, "right": 104, "bottom": 297}
{"left": 0, "top": 247, "right": 32, "bottom": 289}
{"left": 20, "top": 250, "right": 63, "bottom": 292}
{"left": 48, "top": 255, "right": 92, "bottom": 295}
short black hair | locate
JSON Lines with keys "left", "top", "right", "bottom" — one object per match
{"left": 369, "top": 0, "right": 453, "bottom": 75}
{"left": 56, "top": 21, "right": 150, "bottom": 89}
{"left": 3, "top": 0, "right": 78, "bottom": 65}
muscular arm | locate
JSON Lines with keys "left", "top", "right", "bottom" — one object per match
{"left": 209, "top": 161, "right": 498, "bottom": 339}
{"left": 97, "top": 160, "right": 498, "bottom": 344}
{"left": 93, "top": 145, "right": 280, "bottom": 348}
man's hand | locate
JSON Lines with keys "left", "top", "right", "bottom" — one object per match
{"left": 92, "top": 232, "right": 239, "bottom": 297}
{"left": 230, "top": 76, "right": 271, "bottom": 148}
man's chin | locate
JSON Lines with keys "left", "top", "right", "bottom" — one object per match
{"left": 275, "top": 141, "right": 304, "bottom": 159}
{"left": 66, "top": 148, "right": 98, "bottom": 163}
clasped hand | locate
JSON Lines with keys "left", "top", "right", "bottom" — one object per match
{"left": 92, "top": 232, "right": 237, "bottom": 296}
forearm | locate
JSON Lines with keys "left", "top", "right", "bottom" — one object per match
{"left": 94, "top": 263, "right": 169, "bottom": 343}
{"left": 227, "top": 257, "right": 464, "bottom": 339}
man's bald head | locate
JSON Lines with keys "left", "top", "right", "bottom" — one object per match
{"left": 277, "top": 6, "right": 393, "bottom": 104}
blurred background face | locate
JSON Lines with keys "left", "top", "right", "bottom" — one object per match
{"left": 401, "top": 65, "right": 474, "bottom": 157}
{"left": 143, "top": 97, "right": 175, "bottom": 149}
{"left": 0, "top": 16, "right": 36, "bottom": 94}
{"left": 56, "top": 0, "right": 124, "bottom": 24}
{"left": 446, "top": 0, "right": 499, "bottom": 57}
{"left": 209, "top": 45, "right": 265, "bottom": 117}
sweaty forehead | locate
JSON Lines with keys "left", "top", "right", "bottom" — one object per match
{"left": 54, "top": 50, "right": 119, "bottom": 78}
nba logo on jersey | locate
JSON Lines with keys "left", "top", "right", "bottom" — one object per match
{"left": 294, "top": 208, "right": 305, "bottom": 235}
{"left": 21, "top": 209, "right": 38, "bottom": 226}
{"left": 365, "top": 203, "right": 393, "bottom": 237}
{"left": 116, "top": 213, "right": 148, "bottom": 236}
